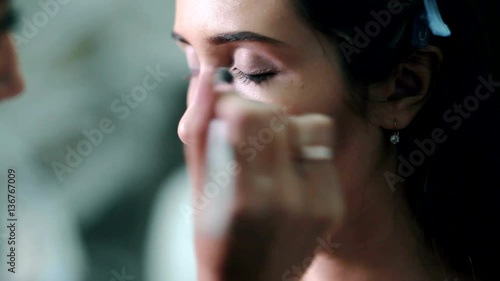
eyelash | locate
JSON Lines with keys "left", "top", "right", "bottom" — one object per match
{"left": 232, "top": 68, "right": 276, "bottom": 85}
{"left": 183, "top": 67, "right": 277, "bottom": 86}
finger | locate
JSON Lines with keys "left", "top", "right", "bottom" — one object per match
{"left": 206, "top": 93, "right": 295, "bottom": 281}
{"left": 193, "top": 70, "right": 239, "bottom": 279}
{"left": 181, "top": 68, "right": 231, "bottom": 205}
{"left": 214, "top": 94, "right": 300, "bottom": 214}
{"left": 288, "top": 114, "right": 334, "bottom": 162}
{"left": 289, "top": 115, "right": 344, "bottom": 222}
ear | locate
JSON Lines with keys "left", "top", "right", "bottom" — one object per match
{"left": 369, "top": 46, "right": 443, "bottom": 130}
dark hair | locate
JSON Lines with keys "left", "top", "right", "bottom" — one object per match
{"left": 293, "top": 0, "right": 499, "bottom": 279}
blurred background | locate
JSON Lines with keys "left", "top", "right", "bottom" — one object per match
{"left": 0, "top": 0, "right": 194, "bottom": 280}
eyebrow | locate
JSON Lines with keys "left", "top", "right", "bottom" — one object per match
{"left": 171, "top": 31, "right": 287, "bottom": 46}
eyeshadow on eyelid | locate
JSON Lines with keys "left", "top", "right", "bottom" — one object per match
{"left": 234, "top": 51, "right": 280, "bottom": 72}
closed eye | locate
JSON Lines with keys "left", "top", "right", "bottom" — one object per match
{"left": 232, "top": 68, "right": 277, "bottom": 85}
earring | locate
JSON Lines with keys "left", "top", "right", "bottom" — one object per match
{"left": 390, "top": 119, "right": 400, "bottom": 144}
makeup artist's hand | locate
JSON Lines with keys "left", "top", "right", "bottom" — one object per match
{"left": 179, "top": 69, "right": 345, "bottom": 281}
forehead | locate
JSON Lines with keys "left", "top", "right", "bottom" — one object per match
{"left": 174, "top": 0, "right": 311, "bottom": 47}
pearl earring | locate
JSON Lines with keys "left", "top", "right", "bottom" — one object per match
{"left": 390, "top": 119, "right": 400, "bottom": 144}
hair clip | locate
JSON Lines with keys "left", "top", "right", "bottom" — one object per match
{"left": 411, "top": 8, "right": 430, "bottom": 48}
{"left": 411, "top": 0, "right": 451, "bottom": 48}
{"left": 423, "top": 0, "right": 451, "bottom": 37}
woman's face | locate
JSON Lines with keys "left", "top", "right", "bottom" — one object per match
{"left": 174, "top": 0, "right": 389, "bottom": 205}
{"left": 0, "top": 1, "right": 24, "bottom": 102}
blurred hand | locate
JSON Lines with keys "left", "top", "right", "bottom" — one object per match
{"left": 180, "top": 69, "right": 344, "bottom": 281}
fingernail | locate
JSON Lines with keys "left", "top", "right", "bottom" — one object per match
{"left": 292, "top": 114, "right": 334, "bottom": 161}
{"left": 300, "top": 146, "right": 333, "bottom": 161}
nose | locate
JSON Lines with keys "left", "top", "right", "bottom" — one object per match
{"left": 0, "top": 34, "right": 25, "bottom": 101}
{"left": 178, "top": 69, "right": 216, "bottom": 146}
{"left": 178, "top": 100, "right": 197, "bottom": 145}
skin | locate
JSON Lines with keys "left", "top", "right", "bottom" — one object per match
{"left": 0, "top": 1, "right": 24, "bottom": 102}
{"left": 173, "top": 0, "right": 451, "bottom": 280}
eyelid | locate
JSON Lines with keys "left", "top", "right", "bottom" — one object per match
{"left": 230, "top": 48, "right": 281, "bottom": 86}
{"left": 231, "top": 67, "right": 277, "bottom": 85}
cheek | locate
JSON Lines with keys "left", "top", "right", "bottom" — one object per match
{"left": 275, "top": 70, "right": 350, "bottom": 117}
{"left": 264, "top": 68, "right": 378, "bottom": 180}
